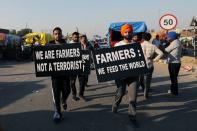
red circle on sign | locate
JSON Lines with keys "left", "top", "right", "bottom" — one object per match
{"left": 159, "top": 14, "right": 178, "bottom": 30}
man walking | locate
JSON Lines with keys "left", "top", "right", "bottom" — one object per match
{"left": 49, "top": 27, "right": 70, "bottom": 123}
{"left": 112, "top": 24, "right": 140, "bottom": 128}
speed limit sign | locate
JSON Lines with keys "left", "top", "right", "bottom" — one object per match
{"left": 159, "top": 14, "right": 178, "bottom": 30}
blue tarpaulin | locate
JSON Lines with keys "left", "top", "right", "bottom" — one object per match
{"left": 107, "top": 21, "right": 148, "bottom": 47}
{"left": 109, "top": 21, "right": 147, "bottom": 33}
{"left": 6, "top": 34, "right": 21, "bottom": 45}
{"left": 4, "top": 34, "right": 21, "bottom": 48}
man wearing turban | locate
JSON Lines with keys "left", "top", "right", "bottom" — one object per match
{"left": 112, "top": 24, "right": 140, "bottom": 128}
{"left": 165, "top": 31, "right": 182, "bottom": 96}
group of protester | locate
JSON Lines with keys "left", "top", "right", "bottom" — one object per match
{"left": 47, "top": 25, "right": 182, "bottom": 128}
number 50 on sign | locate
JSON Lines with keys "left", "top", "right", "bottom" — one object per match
{"left": 159, "top": 14, "right": 178, "bottom": 30}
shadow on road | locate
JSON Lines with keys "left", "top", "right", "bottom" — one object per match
{"left": 0, "top": 108, "right": 134, "bottom": 131}
{"left": 0, "top": 80, "right": 47, "bottom": 109}
{"left": 0, "top": 60, "right": 32, "bottom": 69}
{"left": 0, "top": 72, "right": 35, "bottom": 77}
{"left": 152, "top": 74, "right": 191, "bottom": 83}
{"left": 1, "top": 94, "right": 197, "bottom": 131}
{"left": 86, "top": 84, "right": 115, "bottom": 91}
{"left": 137, "top": 80, "right": 197, "bottom": 131}
{"left": 0, "top": 67, "right": 197, "bottom": 131}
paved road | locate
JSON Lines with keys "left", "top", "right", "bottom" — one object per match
{"left": 0, "top": 60, "right": 197, "bottom": 131}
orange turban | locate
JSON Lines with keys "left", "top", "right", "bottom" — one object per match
{"left": 121, "top": 24, "right": 133, "bottom": 36}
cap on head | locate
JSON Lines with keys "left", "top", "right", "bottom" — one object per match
{"left": 121, "top": 24, "right": 133, "bottom": 36}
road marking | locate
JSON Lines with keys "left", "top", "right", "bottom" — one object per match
{"left": 126, "top": 125, "right": 135, "bottom": 131}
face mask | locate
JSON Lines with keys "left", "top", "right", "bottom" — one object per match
{"left": 123, "top": 34, "right": 132, "bottom": 40}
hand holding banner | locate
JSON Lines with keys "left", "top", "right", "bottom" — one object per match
{"left": 92, "top": 43, "right": 148, "bottom": 82}
{"left": 34, "top": 43, "right": 83, "bottom": 77}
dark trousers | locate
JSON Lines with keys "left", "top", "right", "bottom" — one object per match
{"left": 140, "top": 67, "right": 154, "bottom": 97}
{"left": 168, "top": 63, "right": 181, "bottom": 95}
{"left": 84, "top": 74, "right": 89, "bottom": 86}
{"left": 51, "top": 76, "right": 70, "bottom": 113}
{"left": 114, "top": 77, "right": 139, "bottom": 116}
{"left": 70, "top": 75, "right": 86, "bottom": 97}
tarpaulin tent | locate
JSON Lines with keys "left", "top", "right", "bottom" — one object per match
{"left": 6, "top": 34, "right": 21, "bottom": 46}
{"left": 0, "top": 33, "right": 7, "bottom": 41}
{"left": 24, "top": 32, "right": 53, "bottom": 46}
{"left": 108, "top": 21, "right": 147, "bottom": 47}
{"left": 0, "top": 33, "right": 7, "bottom": 59}
{"left": 0, "top": 33, "right": 7, "bottom": 47}
{"left": 0, "top": 34, "right": 21, "bottom": 47}
{"left": 0, "top": 34, "right": 22, "bottom": 59}
{"left": 109, "top": 22, "right": 147, "bottom": 33}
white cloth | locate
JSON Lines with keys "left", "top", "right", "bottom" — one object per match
{"left": 114, "top": 40, "right": 130, "bottom": 47}
{"left": 141, "top": 41, "right": 163, "bottom": 68}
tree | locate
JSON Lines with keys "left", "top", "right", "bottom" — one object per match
{"left": 9, "top": 29, "right": 17, "bottom": 35}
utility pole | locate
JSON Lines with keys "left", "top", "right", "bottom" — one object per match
{"left": 76, "top": 27, "right": 79, "bottom": 33}
{"left": 25, "top": 22, "right": 28, "bottom": 29}
{"left": 194, "top": 23, "right": 196, "bottom": 60}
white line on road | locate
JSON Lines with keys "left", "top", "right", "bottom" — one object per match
{"left": 126, "top": 125, "right": 135, "bottom": 131}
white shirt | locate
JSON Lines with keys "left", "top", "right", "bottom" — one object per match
{"left": 69, "top": 40, "right": 77, "bottom": 44}
{"left": 141, "top": 41, "right": 163, "bottom": 68}
{"left": 114, "top": 40, "right": 131, "bottom": 47}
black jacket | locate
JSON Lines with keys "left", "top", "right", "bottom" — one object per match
{"left": 49, "top": 39, "right": 66, "bottom": 44}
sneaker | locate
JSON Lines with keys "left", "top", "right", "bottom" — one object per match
{"left": 112, "top": 105, "right": 118, "bottom": 113}
{"left": 53, "top": 112, "right": 62, "bottom": 123}
{"left": 72, "top": 96, "right": 80, "bottom": 101}
{"left": 79, "top": 95, "right": 87, "bottom": 102}
{"left": 129, "top": 115, "right": 139, "bottom": 128}
{"left": 167, "top": 89, "right": 178, "bottom": 96}
{"left": 62, "top": 102, "right": 67, "bottom": 110}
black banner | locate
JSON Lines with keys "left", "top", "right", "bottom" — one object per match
{"left": 93, "top": 43, "right": 148, "bottom": 82}
{"left": 34, "top": 43, "right": 83, "bottom": 77}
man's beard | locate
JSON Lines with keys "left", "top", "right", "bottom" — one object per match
{"left": 123, "top": 35, "right": 132, "bottom": 40}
